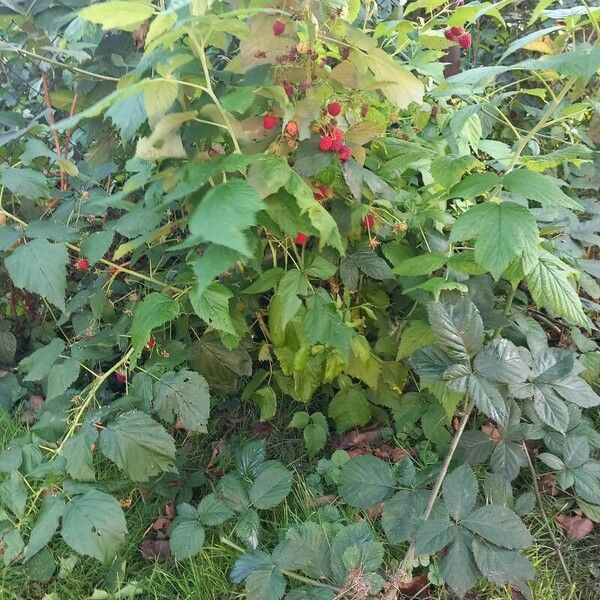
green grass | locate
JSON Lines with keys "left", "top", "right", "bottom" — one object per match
{"left": 1, "top": 410, "right": 598, "bottom": 600}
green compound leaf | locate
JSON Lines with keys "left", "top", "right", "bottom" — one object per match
{"left": 98, "top": 411, "right": 176, "bottom": 482}
{"left": 338, "top": 455, "right": 395, "bottom": 508}
{"left": 61, "top": 490, "right": 127, "bottom": 562}
{"left": 5, "top": 239, "right": 68, "bottom": 311}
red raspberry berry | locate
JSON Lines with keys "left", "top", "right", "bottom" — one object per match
{"left": 286, "top": 120, "right": 298, "bottom": 137}
{"left": 330, "top": 139, "right": 343, "bottom": 152}
{"left": 338, "top": 145, "right": 352, "bottom": 161}
{"left": 444, "top": 29, "right": 454, "bottom": 41}
{"left": 450, "top": 26, "right": 464, "bottom": 39}
{"left": 115, "top": 371, "right": 127, "bottom": 384}
{"left": 319, "top": 136, "right": 333, "bottom": 152}
{"left": 458, "top": 32, "right": 472, "bottom": 49}
{"left": 273, "top": 20, "right": 285, "bottom": 36}
{"left": 146, "top": 337, "right": 156, "bottom": 349}
{"left": 362, "top": 214, "right": 375, "bottom": 229}
{"left": 294, "top": 232, "right": 308, "bottom": 245}
{"left": 263, "top": 114, "right": 278, "bottom": 130}
{"left": 314, "top": 190, "right": 325, "bottom": 202}
{"left": 327, "top": 101, "right": 341, "bottom": 116}
{"left": 75, "top": 258, "right": 89, "bottom": 271}
{"left": 331, "top": 128, "right": 344, "bottom": 141}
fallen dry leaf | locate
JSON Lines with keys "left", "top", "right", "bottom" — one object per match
{"left": 139, "top": 539, "right": 171, "bottom": 561}
{"left": 337, "top": 428, "right": 381, "bottom": 449}
{"left": 481, "top": 423, "right": 502, "bottom": 445}
{"left": 557, "top": 512, "right": 594, "bottom": 540}
{"left": 538, "top": 473, "right": 559, "bottom": 496}
{"left": 152, "top": 517, "right": 171, "bottom": 532}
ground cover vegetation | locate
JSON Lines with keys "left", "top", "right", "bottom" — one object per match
{"left": 0, "top": 0, "right": 600, "bottom": 598}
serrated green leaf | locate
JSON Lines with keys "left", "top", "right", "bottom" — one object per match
{"left": 153, "top": 370, "right": 210, "bottom": 432}
{"left": 61, "top": 490, "right": 126, "bottom": 562}
{"left": 303, "top": 413, "right": 328, "bottom": 457}
{"left": 98, "top": 411, "right": 176, "bottom": 482}
{"left": 218, "top": 474, "right": 251, "bottom": 512}
{"left": 61, "top": 429, "right": 96, "bottom": 481}
{"left": 439, "top": 526, "right": 479, "bottom": 598}
{"left": 328, "top": 385, "right": 371, "bottom": 434}
{"left": 415, "top": 517, "right": 456, "bottom": 555}
{"left": 46, "top": 359, "right": 80, "bottom": 400}
{"left": 0, "top": 472, "right": 27, "bottom": 518}
{"left": 189, "top": 180, "right": 264, "bottom": 257}
{"left": 382, "top": 490, "right": 430, "bottom": 545}
{"left": 245, "top": 566, "right": 286, "bottom": 600}
{"left": 236, "top": 440, "right": 266, "bottom": 479}
{"left": 24, "top": 496, "right": 65, "bottom": 561}
{"left": 443, "top": 463, "right": 478, "bottom": 520}
{"left": 197, "top": 493, "right": 234, "bottom": 526}
{"left": 338, "top": 455, "right": 395, "bottom": 508}
{"left": 474, "top": 339, "right": 530, "bottom": 385}
{"left": 431, "top": 155, "right": 480, "bottom": 190}
{"left": 189, "top": 282, "right": 236, "bottom": 335}
{"left": 80, "top": 230, "right": 114, "bottom": 266}
{"left": 249, "top": 462, "right": 292, "bottom": 509}
{"left": 503, "top": 169, "right": 582, "bottom": 210}
{"left": 450, "top": 202, "right": 538, "bottom": 280}
{"left": 526, "top": 251, "right": 590, "bottom": 328}
{"left": 0, "top": 166, "right": 49, "bottom": 199}
{"left": 394, "top": 253, "right": 447, "bottom": 276}
{"left": 5, "top": 239, "right": 68, "bottom": 311}
{"left": 468, "top": 374, "right": 507, "bottom": 423}
{"left": 169, "top": 514, "right": 205, "bottom": 560}
{"left": 252, "top": 386, "right": 277, "bottom": 422}
{"left": 129, "top": 292, "right": 180, "bottom": 366}
{"left": 19, "top": 338, "right": 64, "bottom": 382}
{"left": 491, "top": 441, "right": 527, "bottom": 482}
{"left": 428, "top": 300, "right": 483, "bottom": 361}
{"left": 472, "top": 539, "right": 534, "bottom": 591}
{"left": 463, "top": 505, "right": 532, "bottom": 549}
{"left": 79, "top": 0, "right": 154, "bottom": 30}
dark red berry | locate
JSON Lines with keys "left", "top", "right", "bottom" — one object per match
{"left": 327, "top": 101, "right": 341, "bottom": 116}
{"left": 115, "top": 371, "right": 127, "bottom": 384}
{"left": 362, "top": 214, "right": 375, "bottom": 229}
{"left": 330, "top": 138, "right": 343, "bottom": 152}
{"left": 444, "top": 29, "right": 454, "bottom": 41}
{"left": 263, "top": 114, "right": 278, "bottom": 130}
{"left": 146, "top": 337, "right": 156, "bottom": 349}
{"left": 273, "top": 20, "right": 285, "bottom": 36}
{"left": 360, "top": 104, "right": 369, "bottom": 118}
{"left": 341, "top": 46, "right": 350, "bottom": 60}
{"left": 458, "top": 32, "right": 472, "bottom": 49}
{"left": 450, "top": 26, "right": 464, "bottom": 38}
{"left": 331, "top": 128, "right": 344, "bottom": 141}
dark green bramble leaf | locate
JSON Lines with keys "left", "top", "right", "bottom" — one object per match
{"left": 438, "top": 526, "right": 479, "bottom": 598}
{"left": 218, "top": 474, "right": 251, "bottom": 513}
{"left": 169, "top": 506, "right": 205, "bottom": 561}
{"left": 338, "top": 455, "right": 395, "bottom": 508}
{"left": 468, "top": 374, "right": 507, "bottom": 423}
{"left": 249, "top": 461, "right": 293, "bottom": 509}
{"left": 274, "top": 522, "right": 331, "bottom": 579}
{"left": 473, "top": 339, "right": 530, "bottom": 385}
{"left": 98, "top": 411, "right": 176, "bottom": 482}
{"left": 46, "top": 359, "right": 80, "bottom": 400}
{"left": 236, "top": 508, "right": 261, "bottom": 548}
{"left": 483, "top": 472, "right": 513, "bottom": 507}
{"left": 514, "top": 492, "right": 536, "bottom": 516}
{"left": 427, "top": 300, "right": 484, "bottom": 361}
{"left": 415, "top": 517, "right": 456, "bottom": 555}
{"left": 394, "top": 253, "right": 447, "bottom": 276}
{"left": 61, "top": 490, "right": 127, "bottom": 562}
{"left": 490, "top": 440, "right": 527, "bottom": 482}
{"left": 129, "top": 293, "right": 180, "bottom": 366}
{"left": 0, "top": 446, "right": 22, "bottom": 473}
{"left": 503, "top": 169, "right": 582, "bottom": 210}
{"left": 197, "top": 494, "right": 234, "bottom": 526}
{"left": 245, "top": 565, "right": 287, "bottom": 600}
{"left": 0, "top": 166, "right": 49, "bottom": 199}
{"left": 410, "top": 346, "right": 454, "bottom": 380}
{"left": 382, "top": 490, "right": 431, "bottom": 545}
{"left": 62, "top": 428, "right": 97, "bottom": 481}
{"left": 0, "top": 472, "right": 27, "bottom": 518}
{"left": 80, "top": 230, "right": 115, "bottom": 266}
{"left": 153, "top": 370, "right": 210, "bottom": 432}
{"left": 462, "top": 505, "right": 533, "bottom": 550}
{"left": 471, "top": 539, "right": 534, "bottom": 596}
{"left": 5, "top": 239, "right": 68, "bottom": 311}
{"left": 24, "top": 495, "right": 65, "bottom": 562}
{"left": 330, "top": 522, "right": 376, "bottom": 585}
{"left": 237, "top": 440, "right": 267, "bottom": 479}
{"left": 457, "top": 431, "right": 494, "bottom": 465}
{"left": 442, "top": 463, "right": 478, "bottom": 521}
{"left": 18, "top": 338, "right": 65, "bottom": 382}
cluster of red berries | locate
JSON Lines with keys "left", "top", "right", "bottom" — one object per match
{"left": 317, "top": 103, "right": 351, "bottom": 161}
{"left": 444, "top": 26, "right": 472, "bottom": 49}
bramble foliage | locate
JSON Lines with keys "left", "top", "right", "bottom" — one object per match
{"left": 0, "top": 0, "right": 599, "bottom": 598}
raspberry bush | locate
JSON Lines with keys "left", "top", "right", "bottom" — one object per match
{"left": 0, "top": 0, "right": 599, "bottom": 598}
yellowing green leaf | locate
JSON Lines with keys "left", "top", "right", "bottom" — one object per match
{"left": 79, "top": 1, "right": 154, "bottom": 31}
